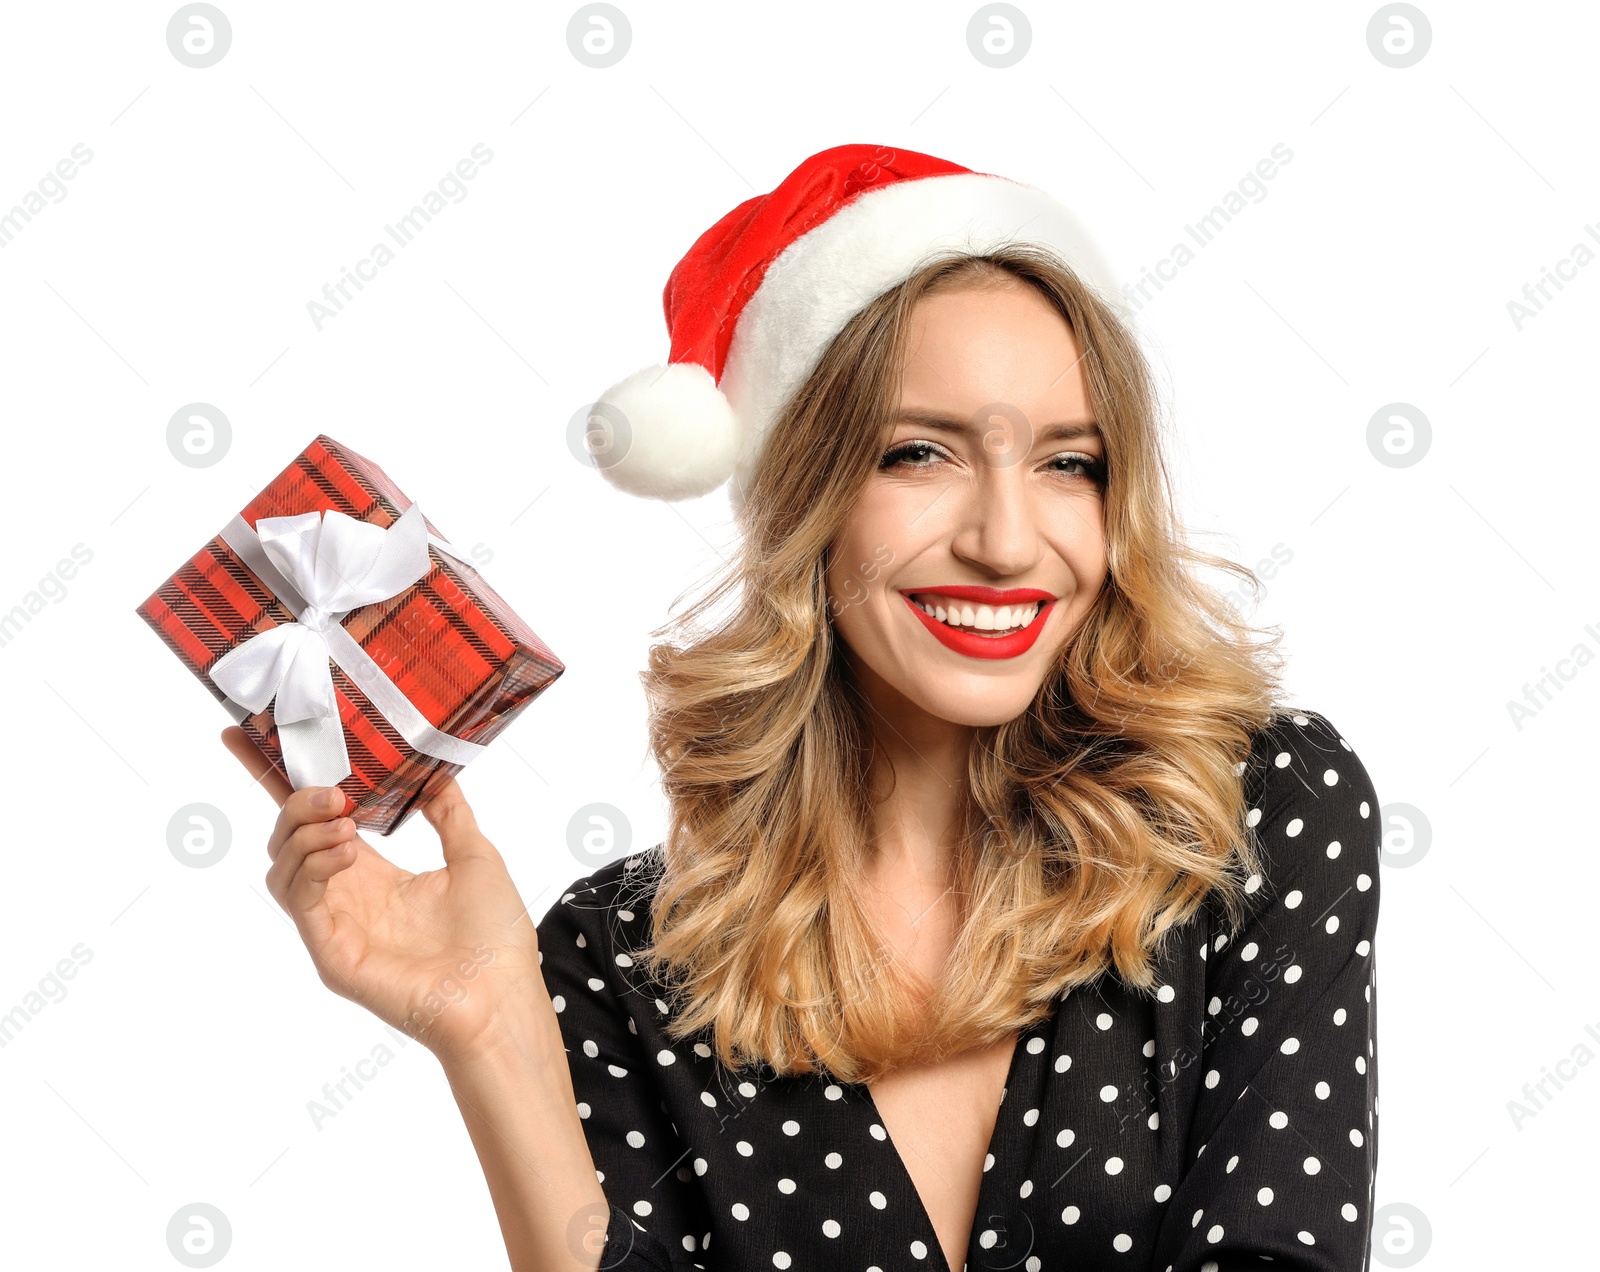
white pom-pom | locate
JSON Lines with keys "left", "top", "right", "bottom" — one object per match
{"left": 588, "top": 362, "right": 739, "bottom": 501}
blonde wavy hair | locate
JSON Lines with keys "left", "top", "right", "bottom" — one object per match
{"left": 626, "top": 244, "right": 1288, "bottom": 1084}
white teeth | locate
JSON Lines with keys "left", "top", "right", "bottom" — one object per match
{"left": 915, "top": 596, "right": 1041, "bottom": 632}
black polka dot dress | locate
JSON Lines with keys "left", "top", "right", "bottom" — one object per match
{"left": 536, "top": 709, "right": 1380, "bottom": 1271}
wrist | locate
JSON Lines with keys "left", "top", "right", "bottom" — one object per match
{"left": 435, "top": 987, "right": 568, "bottom": 1080}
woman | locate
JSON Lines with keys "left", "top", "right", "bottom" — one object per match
{"left": 226, "top": 144, "right": 1381, "bottom": 1271}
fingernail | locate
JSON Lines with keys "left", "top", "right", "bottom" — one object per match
{"left": 316, "top": 788, "right": 341, "bottom": 811}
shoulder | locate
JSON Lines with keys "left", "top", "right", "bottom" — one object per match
{"left": 1236, "top": 706, "right": 1382, "bottom": 906}
{"left": 545, "top": 845, "right": 669, "bottom": 929}
{"left": 1241, "top": 705, "right": 1378, "bottom": 799}
{"left": 1156, "top": 709, "right": 1382, "bottom": 1264}
{"left": 535, "top": 846, "right": 670, "bottom": 986}
{"left": 1201, "top": 706, "right": 1383, "bottom": 984}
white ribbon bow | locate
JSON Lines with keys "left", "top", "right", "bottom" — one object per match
{"left": 210, "top": 503, "right": 430, "bottom": 790}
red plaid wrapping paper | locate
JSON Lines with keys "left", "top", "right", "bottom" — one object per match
{"left": 137, "top": 433, "right": 565, "bottom": 835}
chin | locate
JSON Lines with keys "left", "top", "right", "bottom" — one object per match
{"left": 905, "top": 680, "right": 1042, "bottom": 729}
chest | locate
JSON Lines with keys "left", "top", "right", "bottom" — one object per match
{"left": 654, "top": 970, "right": 1187, "bottom": 1271}
{"left": 866, "top": 1030, "right": 1020, "bottom": 1272}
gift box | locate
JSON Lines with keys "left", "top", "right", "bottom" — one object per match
{"left": 137, "top": 433, "right": 564, "bottom": 835}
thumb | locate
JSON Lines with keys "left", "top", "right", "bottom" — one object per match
{"left": 419, "top": 777, "right": 498, "bottom": 867}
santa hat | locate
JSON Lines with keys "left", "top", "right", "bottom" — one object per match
{"left": 591, "top": 143, "right": 1124, "bottom": 506}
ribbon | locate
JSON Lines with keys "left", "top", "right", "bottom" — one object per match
{"left": 208, "top": 502, "right": 486, "bottom": 790}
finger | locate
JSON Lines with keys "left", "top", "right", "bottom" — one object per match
{"left": 269, "top": 819, "right": 358, "bottom": 951}
{"left": 267, "top": 809, "right": 355, "bottom": 928}
{"left": 223, "top": 727, "right": 292, "bottom": 808}
{"left": 418, "top": 777, "right": 498, "bottom": 866}
{"left": 268, "top": 785, "right": 355, "bottom": 863}
{"left": 297, "top": 832, "right": 358, "bottom": 886}
{"left": 266, "top": 814, "right": 353, "bottom": 897}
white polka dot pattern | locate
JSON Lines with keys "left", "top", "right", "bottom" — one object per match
{"left": 535, "top": 709, "right": 1380, "bottom": 1270}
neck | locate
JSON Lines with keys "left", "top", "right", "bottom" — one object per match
{"left": 847, "top": 654, "right": 975, "bottom": 892}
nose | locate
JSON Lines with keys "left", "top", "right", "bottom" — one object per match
{"left": 948, "top": 459, "right": 1044, "bottom": 580}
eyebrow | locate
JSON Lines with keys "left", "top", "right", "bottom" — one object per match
{"left": 892, "top": 409, "right": 1102, "bottom": 444}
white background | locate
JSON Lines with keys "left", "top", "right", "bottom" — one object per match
{"left": 1, "top": 1, "right": 1594, "bottom": 1268}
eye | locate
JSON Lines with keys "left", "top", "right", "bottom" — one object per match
{"left": 878, "top": 439, "right": 951, "bottom": 470}
{"left": 1047, "top": 451, "right": 1109, "bottom": 485}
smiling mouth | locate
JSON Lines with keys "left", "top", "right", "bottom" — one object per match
{"left": 906, "top": 593, "right": 1044, "bottom": 636}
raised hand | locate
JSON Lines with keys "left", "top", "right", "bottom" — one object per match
{"left": 223, "top": 727, "right": 548, "bottom": 1066}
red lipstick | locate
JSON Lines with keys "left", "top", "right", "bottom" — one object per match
{"left": 905, "top": 584, "right": 1054, "bottom": 605}
{"left": 900, "top": 587, "right": 1057, "bottom": 660}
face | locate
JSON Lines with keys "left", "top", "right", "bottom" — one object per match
{"left": 825, "top": 278, "right": 1110, "bottom": 730}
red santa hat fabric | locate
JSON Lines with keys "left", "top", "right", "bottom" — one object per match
{"left": 592, "top": 142, "right": 1123, "bottom": 505}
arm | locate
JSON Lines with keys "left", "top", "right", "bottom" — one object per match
{"left": 440, "top": 992, "right": 616, "bottom": 1272}
{"left": 219, "top": 729, "right": 622, "bottom": 1270}
{"left": 533, "top": 856, "right": 715, "bottom": 1270}
{"left": 443, "top": 856, "right": 710, "bottom": 1272}
{"left": 1154, "top": 709, "right": 1382, "bottom": 1271}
